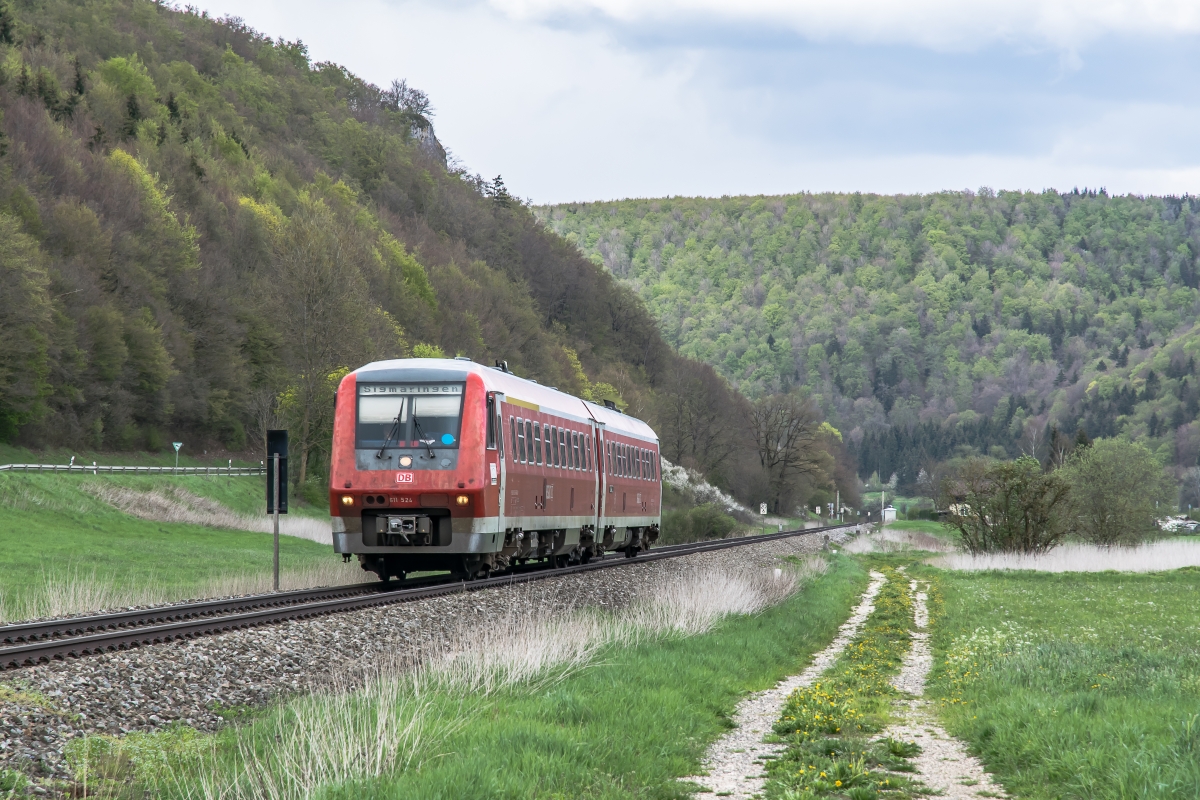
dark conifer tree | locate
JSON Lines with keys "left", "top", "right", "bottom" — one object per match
{"left": 0, "top": 1, "right": 15, "bottom": 45}
{"left": 121, "top": 93, "right": 141, "bottom": 137}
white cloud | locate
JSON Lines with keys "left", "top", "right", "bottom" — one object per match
{"left": 204, "top": 0, "right": 1200, "bottom": 202}
{"left": 492, "top": 0, "right": 1200, "bottom": 51}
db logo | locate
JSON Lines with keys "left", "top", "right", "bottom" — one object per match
{"left": 395, "top": 472, "right": 415, "bottom": 484}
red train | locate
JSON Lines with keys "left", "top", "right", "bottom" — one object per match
{"left": 329, "top": 358, "right": 661, "bottom": 580}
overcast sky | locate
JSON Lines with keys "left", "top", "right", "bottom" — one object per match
{"left": 204, "top": 0, "right": 1200, "bottom": 203}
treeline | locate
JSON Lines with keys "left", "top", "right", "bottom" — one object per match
{"left": 0, "top": 0, "right": 855, "bottom": 510}
{"left": 541, "top": 188, "right": 1200, "bottom": 477}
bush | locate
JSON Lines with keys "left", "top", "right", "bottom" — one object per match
{"left": 942, "top": 456, "right": 1071, "bottom": 554}
{"left": 659, "top": 502, "right": 740, "bottom": 544}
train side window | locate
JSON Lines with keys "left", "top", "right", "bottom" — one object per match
{"left": 509, "top": 417, "right": 516, "bottom": 462}
{"left": 497, "top": 409, "right": 504, "bottom": 459}
{"left": 585, "top": 438, "right": 592, "bottom": 471}
{"left": 606, "top": 441, "right": 612, "bottom": 474}
{"left": 571, "top": 432, "right": 579, "bottom": 470}
{"left": 517, "top": 418, "right": 527, "bottom": 463}
{"left": 525, "top": 420, "right": 534, "bottom": 466}
{"left": 486, "top": 395, "right": 497, "bottom": 450}
{"left": 642, "top": 450, "right": 647, "bottom": 479}
{"left": 559, "top": 428, "right": 567, "bottom": 468}
{"left": 550, "top": 426, "right": 559, "bottom": 467}
{"left": 534, "top": 422, "right": 543, "bottom": 465}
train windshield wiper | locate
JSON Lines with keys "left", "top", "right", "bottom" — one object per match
{"left": 412, "top": 415, "right": 436, "bottom": 458}
{"left": 376, "top": 413, "right": 404, "bottom": 460}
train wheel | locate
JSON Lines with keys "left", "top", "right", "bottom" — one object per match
{"left": 553, "top": 554, "right": 568, "bottom": 569}
{"left": 624, "top": 546, "right": 636, "bottom": 558}
{"left": 580, "top": 548, "right": 592, "bottom": 564}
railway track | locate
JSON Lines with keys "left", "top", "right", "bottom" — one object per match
{"left": 0, "top": 522, "right": 857, "bottom": 670}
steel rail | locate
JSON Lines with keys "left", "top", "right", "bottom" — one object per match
{"left": 0, "top": 522, "right": 857, "bottom": 670}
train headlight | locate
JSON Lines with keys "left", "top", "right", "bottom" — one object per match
{"left": 399, "top": 455, "right": 413, "bottom": 467}
{"left": 456, "top": 495, "right": 470, "bottom": 506}
{"left": 341, "top": 495, "right": 355, "bottom": 506}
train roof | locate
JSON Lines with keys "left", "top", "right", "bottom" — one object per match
{"left": 351, "top": 358, "right": 659, "bottom": 444}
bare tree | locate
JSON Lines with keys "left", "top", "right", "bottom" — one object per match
{"left": 246, "top": 387, "right": 281, "bottom": 455}
{"left": 653, "top": 360, "right": 741, "bottom": 476}
{"left": 748, "top": 391, "right": 830, "bottom": 514}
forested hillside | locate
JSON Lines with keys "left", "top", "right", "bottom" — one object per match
{"left": 540, "top": 190, "right": 1200, "bottom": 488}
{"left": 0, "top": 0, "right": 730, "bottom": 487}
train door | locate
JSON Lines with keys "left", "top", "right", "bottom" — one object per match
{"left": 487, "top": 392, "right": 505, "bottom": 531}
{"left": 592, "top": 421, "right": 605, "bottom": 535}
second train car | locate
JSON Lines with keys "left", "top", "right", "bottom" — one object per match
{"left": 328, "top": 357, "right": 662, "bottom": 580}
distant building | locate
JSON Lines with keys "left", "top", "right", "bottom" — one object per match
{"left": 882, "top": 506, "right": 897, "bottom": 524}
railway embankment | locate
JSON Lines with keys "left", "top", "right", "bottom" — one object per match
{"left": 0, "top": 530, "right": 853, "bottom": 791}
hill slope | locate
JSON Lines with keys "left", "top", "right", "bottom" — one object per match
{"left": 0, "top": 0, "right": 750, "bottom": 489}
{"left": 540, "top": 191, "right": 1200, "bottom": 486}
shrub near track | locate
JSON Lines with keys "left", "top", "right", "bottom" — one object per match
{"left": 765, "top": 566, "right": 925, "bottom": 800}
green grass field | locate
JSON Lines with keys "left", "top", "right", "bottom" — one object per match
{"left": 925, "top": 567, "right": 1200, "bottom": 799}
{"left": 0, "top": 467, "right": 340, "bottom": 620}
{"left": 884, "top": 519, "right": 956, "bottom": 539}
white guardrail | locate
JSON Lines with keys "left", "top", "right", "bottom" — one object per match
{"left": 0, "top": 463, "right": 266, "bottom": 476}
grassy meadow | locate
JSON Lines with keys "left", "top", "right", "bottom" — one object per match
{"left": 925, "top": 566, "right": 1200, "bottom": 799}
{"left": 0, "top": 459, "right": 347, "bottom": 622}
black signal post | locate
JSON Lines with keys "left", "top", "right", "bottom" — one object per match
{"left": 266, "top": 430, "right": 288, "bottom": 591}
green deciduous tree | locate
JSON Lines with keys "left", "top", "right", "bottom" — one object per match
{"left": 0, "top": 215, "right": 52, "bottom": 441}
{"left": 1059, "top": 438, "right": 1172, "bottom": 546}
{"left": 266, "top": 198, "right": 396, "bottom": 486}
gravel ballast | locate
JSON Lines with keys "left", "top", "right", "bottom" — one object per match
{"left": 0, "top": 531, "right": 848, "bottom": 788}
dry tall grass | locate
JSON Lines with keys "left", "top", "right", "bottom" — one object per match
{"left": 84, "top": 484, "right": 332, "bottom": 544}
{"left": 844, "top": 528, "right": 955, "bottom": 554}
{"left": 173, "top": 557, "right": 827, "bottom": 800}
{"left": 932, "top": 539, "right": 1200, "bottom": 572}
{"left": 0, "top": 560, "right": 364, "bottom": 624}
{"left": 189, "top": 677, "right": 438, "bottom": 800}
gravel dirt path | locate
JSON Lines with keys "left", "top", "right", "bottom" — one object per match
{"left": 1, "top": 533, "right": 841, "bottom": 790}
{"left": 682, "top": 569, "right": 887, "bottom": 799}
{"left": 883, "top": 579, "right": 1008, "bottom": 799}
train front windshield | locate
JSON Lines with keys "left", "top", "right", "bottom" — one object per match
{"left": 356, "top": 383, "right": 464, "bottom": 450}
